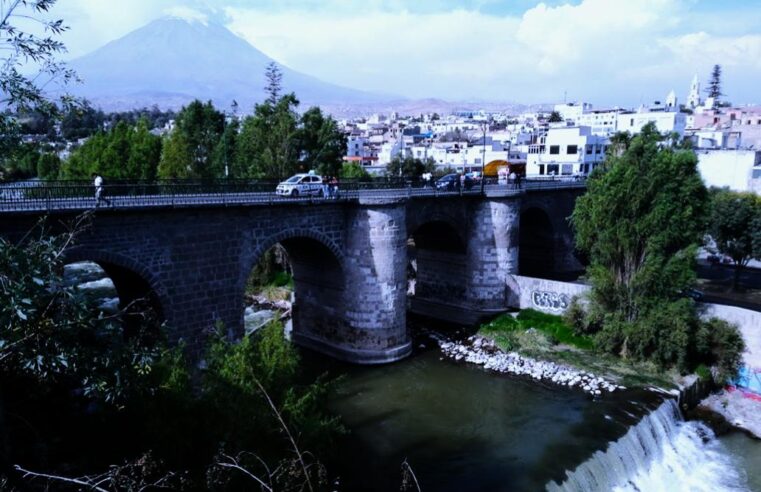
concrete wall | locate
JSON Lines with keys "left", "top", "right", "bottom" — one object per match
{"left": 511, "top": 275, "right": 590, "bottom": 313}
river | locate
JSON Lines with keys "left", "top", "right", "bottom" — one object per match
{"left": 64, "top": 262, "right": 761, "bottom": 491}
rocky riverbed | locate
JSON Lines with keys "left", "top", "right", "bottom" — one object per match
{"left": 434, "top": 333, "right": 625, "bottom": 396}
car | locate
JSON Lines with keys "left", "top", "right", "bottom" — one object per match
{"left": 679, "top": 288, "right": 704, "bottom": 301}
{"left": 275, "top": 173, "right": 324, "bottom": 197}
{"left": 435, "top": 173, "right": 459, "bottom": 191}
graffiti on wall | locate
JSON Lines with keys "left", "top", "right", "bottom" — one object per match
{"left": 531, "top": 290, "right": 570, "bottom": 312}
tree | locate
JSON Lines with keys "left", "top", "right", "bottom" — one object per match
{"left": 570, "top": 122, "right": 729, "bottom": 371}
{"left": 63, "top": 120, "right": 162, "bottom": 180}
{"left": 297, "top": 107, "right": 347, "bottom": 177}
{"left": 386, "top": 156, "right": 435, "bottom": 178}
{"left": 36, "top": 152, "right": 60, "bottom": 179}
{"left": 708, "top": 189, "right": 761, "bottom": 290}
{"left": 212, "top": 117, "right": 240, "bottom": 178}
{"left": 236, "top": 67, "right": 301, "bottom": 180}
{"left": 264, "top": 62, "right": 283, "bottom": 105}
{"left": 1, "top": 0, "right": 79, "bottom": 158}
{"left": 158, "top": 129, "right": 192, "bottom": 179}
{"left": 706, "top": 64, "right": 724, "bottom": 102}
{"left": 548, "top": 111, "right": 563, "bottom": 123}
{"left": 340, "top": 162, "right": 370, "bottom": 180}
{"left": 174, "top": 100, "right": 225, "bottom": 179}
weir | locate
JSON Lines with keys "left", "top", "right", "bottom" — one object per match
{"left": 546, "top": 399, "right": 747, "bottom": 492}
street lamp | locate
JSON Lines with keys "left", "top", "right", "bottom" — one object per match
{"left": 480, "top": 121, "right": 488, "bottom": 194}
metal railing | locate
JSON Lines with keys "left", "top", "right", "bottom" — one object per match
{"left": 0, "top": 177, "right": 586, "bottom": 213}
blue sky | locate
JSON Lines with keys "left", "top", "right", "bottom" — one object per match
{"left": 55, "top": 0, "right": 761, "bottom": 106}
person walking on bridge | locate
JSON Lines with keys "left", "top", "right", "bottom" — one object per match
{"left": 92, "top": 173, "right": 111, "bottom": 207}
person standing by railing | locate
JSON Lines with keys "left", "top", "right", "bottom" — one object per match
{"left": 92, "top": 173, "right": 111, "bottom": 207}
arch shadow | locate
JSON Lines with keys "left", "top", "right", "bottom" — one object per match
{"left": 519, "top": 207, "right": 555, "bottom": 277}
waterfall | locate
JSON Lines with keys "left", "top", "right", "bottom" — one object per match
{"left": 546, "top": 399, "right": 748, "bottom": 492}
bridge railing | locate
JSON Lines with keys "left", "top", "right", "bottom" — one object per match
{"left": 0, "top": 176, "right": 586, "bottom": 212}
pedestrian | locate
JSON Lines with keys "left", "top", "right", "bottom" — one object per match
{"left": 508, "top": 171, "right": 517, "bottom": 189}
{"left": 330, "top": 175, "right": 339, "bottom": 199}
{"left": 92, "top": 172, "right": 111, "bottom": 207}
{"left": 323, "top": 176, "right": 330, "bottom": 198}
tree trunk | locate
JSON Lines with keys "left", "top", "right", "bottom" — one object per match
{"left": 732, "top": 262, "right": 743, "bottom": 291}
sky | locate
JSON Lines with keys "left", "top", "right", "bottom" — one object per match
{"left": 50, "top": 0, "right": 761, "bottom": 106}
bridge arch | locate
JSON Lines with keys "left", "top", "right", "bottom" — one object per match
{"left": 240, "top": 228, "right": 345, "bottom": 346}
{"left": 407, "top": 219, "right": 468, "bottom": 316}
{"left": 518, "top": 207, "right": 556, "bottom": 277}
{"left": 62, "top": 247, "right": 167, "bottom": 337}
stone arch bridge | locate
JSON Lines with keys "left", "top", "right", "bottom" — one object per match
{"left": 0, "top": 183, "right": 585, "bottom": 364}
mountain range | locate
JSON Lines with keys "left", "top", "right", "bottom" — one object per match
{"left": 68, "top": 17, "right": 533, "bottom": 116}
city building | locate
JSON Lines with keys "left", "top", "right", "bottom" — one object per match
{"left": 527, "top": 126, "right": 609, "bottom": 176}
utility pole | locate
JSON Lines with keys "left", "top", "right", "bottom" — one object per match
{"left": 480, "top": 121, "right": 487, "bottom": 194}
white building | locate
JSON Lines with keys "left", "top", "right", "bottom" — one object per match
{"left": 687, "top": 74, "right": 701, "bottom": 109}
{"left": 526, "top": 126, "right": 609, "bottom": 176}
{"left": 696, "top": 149, "right": 761, "bottom": 193}
{"left": 576, "top": 109, "right": 622, "bottom": 136}
{"left": 616, "top": 110, "right": 686, "bottom": 136}
{"left": 554, "top": 102, "right": 593, "bottom": 122}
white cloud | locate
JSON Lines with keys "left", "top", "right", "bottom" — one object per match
{"left": 164, "top": 6, "right": 209, "bottom": 25}
{"left": 45, "top": 0, "right": 761, "bottom": 105}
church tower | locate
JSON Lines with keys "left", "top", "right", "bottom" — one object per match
{"left": 666, "top": 90, "right": 677, "bottom": 111}
{"left": 687, "top": 74, "right": 701, "bottom": 109}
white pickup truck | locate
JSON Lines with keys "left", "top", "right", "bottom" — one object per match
{"left": 275, "top": 174, "right": 324, "bottom": 197}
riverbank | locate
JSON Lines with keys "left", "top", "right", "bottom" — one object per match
{"left": 434, "top": 333, "right": 623, "bottom": 396}
{"left": 699, "top": 388, "right": 761, "bottom": 439}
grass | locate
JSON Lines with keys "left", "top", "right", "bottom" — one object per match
{"left": 479, "top": 309, "right": 593, "bottom": 351}
{"left": 476, "top": 309, "right": 676, "bottom": 389}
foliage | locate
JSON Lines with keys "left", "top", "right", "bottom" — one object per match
{"left": 298, "top": 106, "right": 347, "bottom": 178}
{"left": 706, "top": 64, "right": 724, "bottom": 101}
{"left": 478, "top": 310, "right": 593, "bottom": 352}
{"left": 708, "top": 188, "right": 761, "bottom": 290}
{"left": 60, "top": 101, "right": 105, "bottom": 139}
{"left": 570, "top": 123, "right": 744, "bottom": 376}
{"left": 547, "top": 111, "right": 563, "bottom": 123}
{"left": 0, "top": 0, "right": 79, "bottom": 161}
{"left": 35, "top": 152, "right": 60, "bottom": 179}
{"left": 695, "top": 317, "right": 745, "bottom": 382}
{"left": 386, "top": 155, "right": 435, "bottom": 178}
{"left": 63, "top": 119, "right": 162, "bottom": 180}
{"left": 212, "top": 117, "right": 239, "bottom": 178}
{"left": 340, "top": 162, "right": 370, "bottom": 180}
{"left": 0, "top": 216, "right": 162, "bottom": 404}
{"left": 157, "top": 100, "right": 224, "bottom": 179}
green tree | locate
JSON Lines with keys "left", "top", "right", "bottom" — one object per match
{"left": 61, "top": 101, "right": 105, "bottom": 139}
{"left": 340, "top": 162, "right": 370, "bottom": 180}
{"left": 126, "top": 118, "right": 162, "bottom": 180}
{"left": 706, "top": 64, "right": 724, "bottom": 102}
{"left": 548, "top": 111, "right": 563, "bottom": 123}
{"left": 173, "top": 100, "right": 225, "bottom": 179}
{"left": 158, "top": 129, "right": 192, "bottom": 179}
{"left": 36, "top": 152, "right": 61, "bottom": 179}
{"left": 570, "top": 122, "right": 727, "bottom": 371}
{"left": 708, "top": 189, "right": 761, "bottom": 290}
{"left": 298, "top": 107, "right": 347, "bottom": 177}
{"left": 236, "top": 65, "right": 300, "bottom": 179}
{"left": 386, "top": 155, "right": 435, "bottom": 178}
{"left": 212, "top": 117, "right": 240, "bottom": 178}
{"left": 63, "top": 120, "right": 162, "bottom": 180}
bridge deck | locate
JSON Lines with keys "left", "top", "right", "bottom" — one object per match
{"left": 0, "top": 179, "right": 586, "bottom": 214}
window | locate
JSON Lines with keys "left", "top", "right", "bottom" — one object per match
{"left": 549, "top": 145, "right": 560, "bottom": 155}
{"left": 547, "top": 164, "right": 559, "bottom": 175}
{"left": 475, "top": 158, "right": 481, "bottom": 164}
{"left": 581, "top": 164, "right": 589, "bottom": 174}
{"left": 539, "top": 164, "right": 545, "bottom": 175}
{"left": 586, "top": 145, "right": 592, "bottom": 154}
{"left": 567, "top": 145, "right": 578, "bottom": 155}
{"left": 595, "top": 145, "right": 601, "bottom": 154}
{"left": 630, "top": 118, "right": 634, "bottom": 127}
{"left": 561, "top": 164, "right": 573, "bottom": 175}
